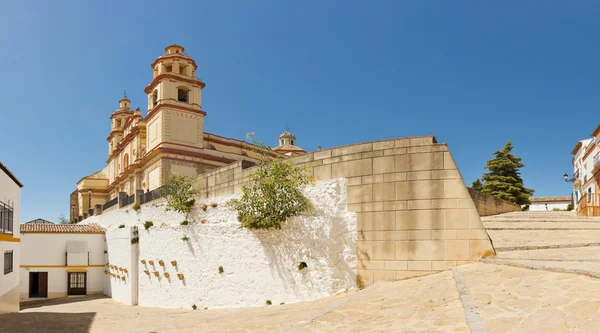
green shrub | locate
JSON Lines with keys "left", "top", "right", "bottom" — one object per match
{"left": 298, "top": 262, "right": 308, "bottom": 270}
{"left": 266, "top": 300, "right": 272, "bottom": 305}
{"left": 567, "top": 203, "right": 574, "bottom": 211}
{"left": 552, "top": 208, "right": 561, "bottom": 211}
{"left": 280, "top": 302, "right": 285, "bottom": 305}
{"left": 159, "top": 175, "right": 197, "bottom": 213}
{"left": 132, "top": 203, "right": 141, "bottom": 211}
{"left": 181, "top": 235, "right": 190, "bottom": 241}
{"left": 192, "top": 304, "right": 197, "bottom": 310}
{"left": 180, "top": 220, "right": 190, "bottom": 226}
{"left": 144, "top": 221, "right": 154, "bottom": 230}
{"left": 131, "top": 237, "right": 139, "bottom": 244}
{"left": 118, "top": 224, "right": 125, "bottom": 229}
{"left": 218, "top": 266, "right": 224, "bottom": 274}
{"left": 228, "top": 134, "right": 313, "bottom": 230}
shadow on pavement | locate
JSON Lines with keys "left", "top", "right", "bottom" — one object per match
{"left": 0, "top": 312, "right": 96, "bottom": 333}
{"left": 20, "top": 294, "right": 107, "bottom": 310}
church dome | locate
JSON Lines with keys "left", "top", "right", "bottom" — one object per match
{"left": 272, "top": 129, "right": 306, "bottom": 157}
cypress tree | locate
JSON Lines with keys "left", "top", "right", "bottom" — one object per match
{"left": 479, "top": 141, "right": 534, "bottom": 205}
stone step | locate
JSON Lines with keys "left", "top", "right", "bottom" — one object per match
{"left": 494, "top": 246, "right": 600, "bottom": 261}
{"left": 494, "top": 242, "right": 600, "bottom": 252}
{"left": 483, "top": 222, "right": 600, "bottom": 230}
{"left": 480, "top": 258, "right": 600, "bottom": 278}
{"left": 487, "top": 229, "right": 600, "bottom": 251}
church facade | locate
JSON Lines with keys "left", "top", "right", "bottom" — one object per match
{"left": 71, "top": 45, "right": 305, "bottom": 221}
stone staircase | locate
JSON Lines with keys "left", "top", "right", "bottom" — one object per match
{"left": 481, "top": 211, "right": 600, "bottom": 277}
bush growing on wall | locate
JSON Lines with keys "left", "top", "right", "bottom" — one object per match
{"left": 159, "top": 175, "right": 197, "bottom": 213}
{"left": 228, "top": 133, "right": 313, "bottom": 230}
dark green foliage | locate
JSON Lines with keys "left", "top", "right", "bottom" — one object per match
{"left": 298, "top": 262, "right": 308, "bottom": 270}
{"left": 192, "top": 304, "right": 197, "bottom": 310}
{"left": 144, "top": 221, "right": 154, "bottom": 230}
{"left": 181, "top": 235, "right": 190, "bottom": 241}
{"left": 266, "top": 300, "right": 272, "bottom": 305}
{"left": 180, "top": 220, "right": 189, "bottom": 226}
{"left": 132, "top": 203, "right": 141, "bottom": 211}
{"left": 471, "top": 179, "right": 483, "bottom": 191}
{"left": 118, "top": 224, "right": 125, "bottom": 229}
{"left": 159, "top": 175, "right": 197, "bottom": 213}
{"left": 478, "top": 141, "right": 534, "bottom": 205}
{"left": 131, "top": 237, "right": 139, "bottom": 244}
{"left": 567, "top": 203, "right": 573, "bottom": 211}
{"left": 218, "top": 266, "right": 224, "bottom": 274}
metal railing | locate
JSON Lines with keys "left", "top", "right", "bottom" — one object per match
{"left": 143, "top": 186, "right": 165, "bottom": 204}
{"left": 577, "top": 193, "right": 600, "bottom": 216}
{"left": 0, "top": 201, "right": 14, "bottom": 235}
{"left": 103, "top": 197, "right": 118, "bottom": 211}
{"left": 122, "top": 194, "right": 135, "bottom": 207}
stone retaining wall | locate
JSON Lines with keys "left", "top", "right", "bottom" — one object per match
{"left": 196, "top": 136, "right": 495, "bottom": 286}
{"left": 468, "top": 188, "right": 521, "bottom": 216}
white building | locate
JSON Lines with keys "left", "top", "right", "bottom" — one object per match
{"left": 571, "top": 138, "right": 594, "bottom": 206}
{"left": 19, "top": 224, "right": 106, "bottom": 301}
{"left": 0, "top": 161, "right": 23, "bottom": 313}
{"left": 529, "top": 196, "right": 572, "bottom": 211}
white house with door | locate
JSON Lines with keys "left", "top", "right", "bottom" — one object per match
{"left": 529, "top": 196, "right": 572, "bottom": 211}
{"left": 0, "top": 161, "right": 23, "bottom": 313}
{"left": 19, "top": 224, "right": 106, "bottom": 301}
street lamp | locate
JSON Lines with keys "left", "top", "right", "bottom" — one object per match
{"left": 564, "top": 173, "right": 576, "bottom": 182}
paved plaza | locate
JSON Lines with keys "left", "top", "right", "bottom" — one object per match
{"left": 2, "top": 211, "right": 600, "bottom": 332}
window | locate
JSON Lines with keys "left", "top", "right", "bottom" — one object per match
{"left": 4, "top": 251, "right": 13, "bottom": 275}
{"left": 177, "top": 88, "right": 189, "bottom": 103}
{"left": 166, "top": 65, "right": 173, "bottom": 73}
{"left": 123, "top": 154, "right": 129, "bottom": 170}
{"left": 588, "top": 188, "right": 592, "bottom": 202}
{"left": 280, "top": 140, "right": 284, "bottom": 146}
{"left": 291, "top": 140, "right": 294, "bottom": 146}
{"left": 152, "top": 90, "right": 158, "bottom": 107}
{"left": 0, "top": 201, "right": 13, "bottom": 235}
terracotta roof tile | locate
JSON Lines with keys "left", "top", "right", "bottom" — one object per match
{"left": 20, "top": 223, "right": 106, "bottom": 234}
{"left": 530, "top": 196, "right": 572, "bottom": 203}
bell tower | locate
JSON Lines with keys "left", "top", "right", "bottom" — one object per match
{"left": 142, "top": 45, "right": 208, "bottom": 190}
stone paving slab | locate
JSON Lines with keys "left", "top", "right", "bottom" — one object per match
{"left": 494, "top": 246, "right": 600, "bottom": 261}
{"left": 481, "top": 258, "right": 600, "bottom": 278}
{"left": 457, "top": 262, "right": 600, "bottom": 333}
{"left": 487, "top": 229, "right": 600, "bottom": 250}
{"left": 483, "top": 222, "right": 600, "bottom": 230}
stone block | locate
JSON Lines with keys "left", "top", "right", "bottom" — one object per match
{"left": 207, "top": 175, "right": 215, "bottom": 187}
{"left": 357, "top": 270, "right": 374, "bottom": 287}
{"left": 341, "top": 153, "right": 363, "bottom": 162}
{"left": 323, "top": 156, "right": 342, "bottom": 165}
{"left": 408, "top": 261, "right": 432, "bottom": 271}
{"left": 313, "top": 164, "right": 331, "bottom": 181}
{"left": 361, "top": 202, "right": 383, "bottom": 212}
{"left": 431, "top": 199, "right": 458, "bottom": 209}
{"left": 396, "top": 271, "right": 438, "bottom": 280}
{"left": 431, "top": 170, "right": 461, "bottom": 179}
{"left": 396, "top": 180, "right": 444, "bottom": 200}
{"left": 384, "top": 148, "right": 407, "bottom": 156}
{"left": 445, "top": 240, "right": 470, "bottom": 261}
{"left": 373, "top": 140, "right": 395, "bottom": 150}
{"left": 314, "top": 150, "right": 332, "bottom": 160}
{"left": 347, "top": 185, "right": 373, "bottom": 204}
{"left": 362, "top": 175, "right": 383, "bottom": 184}
{"left": 396, "top": 153, "right": 444, "bottom": 172}
{"left": 432, "top": 230, "right": 457, "bottom": 240}
{"left": 361, "top": 231, "right": 408, "bottom": 241}
{"left": 347, "top": 204, "right": 362, "bottom": 212}
{"left": 373, "top": 211, "right": 396, "bottom": 231}
{"left": 432, "top": 261, "right": 457, "bottom": 271}
{"left": 395, "top": 137, "right": 435, "bottom": 148}
{"left": 457, "top": 261, "right": 471, "bottom": 266}
{"left": 470, "top": 209, "right": 485, "bottom": 229}
{"left": 347, "top": 177, "right": 362, "bottom": 186}
{"left": 357, "top": 212, "right": 373, "bottom": 231}
{"left": 406, "top": 171, "right": 432, "bottom": 181}
{"left": 373, "top": 156, "right": 395, "bottom": 174}
{"left": 444, "top": 209, "right": 471, "bottom": 229}
{"left": 384, "top": 260, "right": 408, "bottom": 270}
{"left": 383, "top": 201, "right": 407, "bottom": 211}
{"left": 444, "top": 152, "right": 457, "bottom": 170}
{"left": 362, "top": 150, "right": 384, "bottom": 158}
{"left": 332, "top": 143, "right": 373, "bottom": 157}
{"left": 470, "top": 239, "right": 494, "bottom": 259}
{"left": 331, "top": 159, "right": 373, "bottom": 178}
{"left": 215, "top": 169, "right": 234, "bottom": 185}
{"left": 374, "top": 270, "right": 397, "bottom": 282}
{"left": 404, "top": 240, "right": 445, "bottom": 261}
{"left": 408, "top": 230, "right": 432, "bottom": 240}
{"left": 407, "top": 200, "right": 432, "bottom": 210}
{"left": 372, "top": 241, "right": 396, "bottom": 260}
{"left": 357, "top": 241, "right": 373, "bottom": 259}
{"left": 357, "top": 259, "right": 384, "bottom": 270}
{"left": 396, "top": 210, "right": 444, "bottom": 230}
{"left": 289, "top": 153, "right": 314, "bottom": 164}
{"left": 383, "top": 172, "right": 407, "bottom": 182}
{"left": 373, "top": 183, "right": 396, "bottom": 202}
{"left": 456, "top": 230, "right": 489, "bottom": 240}
{"left": 444, "top": 179, "right": 470, "bottom": 199}
{"left": 457, "top": 199, "right": 475, "bottom": 209}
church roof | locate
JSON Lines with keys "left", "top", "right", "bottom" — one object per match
{"left": 278, "top": 130, "right": 296, "bottom": 140}
{"left": 272, "top": 144, "right": 306, "bottom": 153}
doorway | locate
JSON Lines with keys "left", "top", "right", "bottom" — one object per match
{"left": 29, "top": 272, "right": 48, "bottom": 298}
{"left": 68, "top": 272, "right": 87, "bottom": 295}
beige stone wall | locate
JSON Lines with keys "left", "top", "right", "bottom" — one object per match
{"left": 467, "top": 188, "right": 521, "bottom": 216}
{"left": 195, "top": 136, "right": 495, "bottom": 286}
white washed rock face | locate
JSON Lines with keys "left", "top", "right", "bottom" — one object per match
{"left": 86, "top": 179, "right": 357, "bottom": 309}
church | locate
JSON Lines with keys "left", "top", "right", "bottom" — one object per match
{"left": 70, "top": 45, "right": 306, "bottom": 221}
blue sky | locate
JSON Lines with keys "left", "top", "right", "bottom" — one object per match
{"left": 1, "top": 1, "right": 597, "bottom": 222}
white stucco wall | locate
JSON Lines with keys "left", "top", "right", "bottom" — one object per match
{"left": 0, "top": 165, "right": 21, "bottom": 312}
{"left": 85, "top": 179, "right": 357, "bottom": 309}
{"left": 19, "top": 267, "right": 104, "bottom": 300}
{"left": 529, "top": 202, "right": 570, "bottom": 211}
{"left": 104, "top": 227, "right": 138, "bottom": 305}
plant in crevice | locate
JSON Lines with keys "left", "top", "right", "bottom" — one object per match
{"left": 144, "top": 221, "right": 154, "bottom": 230}
{"left": 192, "top": 304, "right": 197, "bottom": 310}
{"left": 180, "top": 220, "right": 189, "bottom": 226}
{"left": 266, "top": 300, "right": 272, "bottom": 305}
{"left": 132, "top": 203, "right": 141, "bottom": 211}
{"left": 159, "top": 175, "right": 197, "bottom": 213}
{"left": 298, "top": 262, "right": 308, "bottom": 271}
{"left": 131, "top": 237, "right": 139, "bottom": 244}
{"left": 118, "top": 224, "right": 125, "bottom": 229}
{"left": 280, "top": 302, "right": 285, "bottom": 305}
{"left": 181, "top": 235, "right": 190, "bottom": 242}
{"left": 218, "top": 266, "right": 224, "bottom": 274}
{"left": 228, "top": 133, "right": 313, "bottom": 230}
{"left": 125, "top": 210, "right": 129, "bottom": 213}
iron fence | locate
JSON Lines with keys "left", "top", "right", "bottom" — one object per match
{"left": 122, "top": 194, "right": 135, "bottom": 207}
{"left": 143, "top": 186, "right": 165, "bottom": 204}
{"left": 103, "top": 197, "right": 118, "bottom": 210}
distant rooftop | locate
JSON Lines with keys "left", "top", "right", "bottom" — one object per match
{"left": 21, "top": 223, "right": 106, "bottom": 234}
{"left": 530, "top": 196, "right": 571, "bottom": 203}
{"left": 24, "top": 218, "right": 55, "bottom": 225}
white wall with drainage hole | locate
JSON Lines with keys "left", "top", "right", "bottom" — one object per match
{"left": 84, "top": 179, "right": 357, "bottom": 309}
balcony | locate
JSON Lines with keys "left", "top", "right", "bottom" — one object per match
{"left": 578, "top": 193, "right": 600, "bottom": 216}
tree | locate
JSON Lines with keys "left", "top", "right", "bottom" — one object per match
{"left": 478, "top": 140, "right": 534, "bottom": 205}
{"left": 159, "top": 175, "right": 197, "bottom": 213}
{"left": 57, "top": 214, "right": 70, "bottom": 224}
{"left": 471, "top": 179, "right": 483, "bottom": 191}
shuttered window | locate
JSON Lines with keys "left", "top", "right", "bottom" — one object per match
{"left": 4, "top": 250, "right": 13, "bottom": 274}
